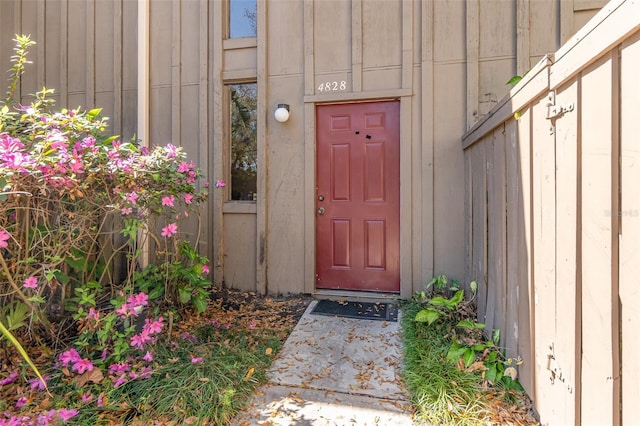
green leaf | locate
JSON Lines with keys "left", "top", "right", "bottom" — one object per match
{"left": 447, "top": 346, "right": 467, "bottom": 363}
{"left": 178, "top": 287, "right": 192, "bottom": 304}
{"left": 428, "top": 296, "right": 448, "bottom": 307}
{"left": 148, "top": 286, "right": 164, "bottom": 300}
{"left": 472, "top": 343, "right": 486, "bottom": 351}
{"left": 65, "top": 250, "right": 87, "bottom": 272}
{"left": 485, "top": 363, "right": 497, "bottom": 383}
{"left": 86, "top": 108, "right": 102, "bottom": 118}
{"left": 506, "top": 75, "right": 523, "bottom": 86}
{"left": 493, "top": 328, "right": 501, "bottom": 345}
{"left": 463, "top": 348, "right": 476, "bottom": 367}
{"left": 192, "top": 295, "right": 207, "bottom": 313}
{"left": 501, "top": 376, "right": 525, "bottom": 392}
{"left": 469, "top": 280, "right": 478, "bottom": 294}
{"left": 27, "top": 296, "right": 46, "bottom": 304}
{"left": 456, "top": 319, "right": 475, "bottom": 328}
{"left": 414, "top": 308, "right": 440, "bottom": 325}
{"left": 449, "top": 290, "right": 464, "bottom": 306}
{"left": 54, "top": 271, "right": 70, "bottom": 285}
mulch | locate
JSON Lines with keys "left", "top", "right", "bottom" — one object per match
{"left": 172, "top": 287, "right": 313, "bottom": 340}
{"left": 1, "top": 287, "right": 540, "bottom": 424}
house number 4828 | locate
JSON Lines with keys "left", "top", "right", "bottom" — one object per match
{"left": 317, "top": 81, "right": 347, "bottom": 92}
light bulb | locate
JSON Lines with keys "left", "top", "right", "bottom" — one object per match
{"left": 274, "top": 104, "right": 290, "bottom": 122}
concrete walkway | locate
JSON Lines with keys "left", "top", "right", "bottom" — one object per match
{"left": 232, "top": 301, "right": 415, "bottom": 425}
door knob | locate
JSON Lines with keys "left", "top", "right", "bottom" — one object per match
{"left": 317, "top": 207, "right": 325, "bottom": 215}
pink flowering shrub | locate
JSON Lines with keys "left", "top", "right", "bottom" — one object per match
{"left": 0, "top": 34, "right": 218, "bottom": 426}
{"left": 1, "top": 36, "right": 210, "bottom": 334}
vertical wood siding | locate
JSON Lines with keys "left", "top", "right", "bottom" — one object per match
{"left": 462, "top": 0, "right": 639, "bottom": 422}
{"left": 0, "top": 0, "right": 137, "bottom": 141}
{"left": 1, "top": 0, "right": 607, "bottom": 298}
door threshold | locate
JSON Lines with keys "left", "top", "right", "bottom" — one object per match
{"left": 313, "top": 289, "right": 401, "bottom": 304}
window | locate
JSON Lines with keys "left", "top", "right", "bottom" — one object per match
{"left": 229, "top": 0, "right": 256, "bottom": 39}
{"left": 228, "top": 83, "right": 257, "bottom": 201}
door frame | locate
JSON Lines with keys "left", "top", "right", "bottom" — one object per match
{"left": 303, "top": 94, "right": 413, "bottom": 299}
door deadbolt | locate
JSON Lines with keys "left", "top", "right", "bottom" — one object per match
{"left": 318, "top": 195, "right": 324, "bottom": 201}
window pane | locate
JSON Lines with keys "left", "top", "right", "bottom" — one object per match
{"left": 229, "top": 0, "right": 256, "bottom": 38}
{"left": 229, "top": 83, "right": 257, "bottom": 201}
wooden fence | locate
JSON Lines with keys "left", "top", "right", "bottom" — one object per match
{"left": 461, "top": 0, "right": 639, "bottom": 424}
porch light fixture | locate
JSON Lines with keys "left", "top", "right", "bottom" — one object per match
{"left": 274, "top": 104, "right": 290, "bottom": 122}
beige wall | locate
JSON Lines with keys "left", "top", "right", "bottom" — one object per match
{"left": 0, "top": 0, "right": 606, "bottom": 296}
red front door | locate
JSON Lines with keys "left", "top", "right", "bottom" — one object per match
{"left": 316, "top": 101, "right": 400, "bottom": 292}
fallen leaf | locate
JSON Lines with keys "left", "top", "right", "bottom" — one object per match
{"left": 243, "top": 367, "right": 255, "bottom": 382}
{"left": 184, "top": 416, "right": 199, "bottom": 424}
{"left": 74, "top": 368, "right": 104, "bottom": 387}
{"left": 265, "top": 347, "right": 273, "bottom": 355}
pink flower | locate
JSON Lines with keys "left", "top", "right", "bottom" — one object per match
{"left": 108, "top": 363, "right": 130, "bottom": 375}
{"left": 130, "top": 331, "right": 152, "bottom": 350}
{"left": 190, "top": 356, "right": 203, "bottom": 364}
{"left": 59, "top": 349, "right": 81, "bottom": 366}
{"left": 177, "top": 161, "right": 190, "bottom": 173}
{"left": 249, "top": 320, "right": 256, "bottom": 329}
{"left": 201, "top": 265, "right": 210, "bottom": 275}
{"left": 181, "top": 332, "right": 199, "bottom": 343}
{"left": 0, "top": 372, "right": 19, "bottom": 386}
{"left": 142, "top": 351, "right": 154, "bottom": 362}
{"left": 82, "top": 136, "right": 96, "bottom": 149}
{"left": 164, "top": 143, "right": 178, "bottom": 158}
{"left": 68, "top": 158, "right": 84, "bottom": 174}
{"left": 161, "top": 223, "right": 178, "bottom": 237}
{"left": 143, "top": 317, "right": 164, "bottom": 335}
{"left": 215, "top": 180, "right": 226, "bottom": 188}
{"left": 0, "top": 229, "right": 11, "bottom": 248}
{"left": 125, "top": 191, "right": 139, "bottom": 205}
{"left": 37, "top": 410, "right": 56, "bottom": 425}
{"left": 81, "top": 392, "right": 93, "bottom": 403}
{"left": 16, "top": 397, "right": 27, "bottom": 408}
{"left": 113, "top": 374, "right": 128, "bottom": 388}
{"left": 183, "top": 193, "right": 194, "bottom": 204}
{"left": 56, "top": 408, "right": 79, "bottom": 422}
{"left": 140, "top": 366, "right": 153, "bottom": 379}
{"left": 87, "top": 308, "right": 100, "bottom": 320}
{"left": 161, "top": 195, "right": 175, "bottom": 207}
{"left": 97, "top": 394, "right": 105, "bottom": 407}
{"left": 121, "top": 207, "right": 133, "bottom": 215}
{"left": 71, "top": 359, "right": 94, "bottom": 374}
{"left": 23, "top": 276, "right": 38, "bottom": 289}
{"left": 115, "top": 303, "right": 131, "bottom": 318}
{"left": 28, "top": 375, "right": 49, "bottom": 391}
{"left": 127, "top": 292, "right": 149, "bottom": 308}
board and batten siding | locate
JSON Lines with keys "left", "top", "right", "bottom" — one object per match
{"left": 0, "top": 0, "right": 213, "bottom": 258}
{"left": 462, "top": 0, "right": 639, "bottom": 423}
{"left": 0, "top": 0, "right": 607, "bottom": 297}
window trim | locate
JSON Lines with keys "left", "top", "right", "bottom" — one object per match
{"left": 224, "top": 81, "right": 258, "bottom": 204}
{"left": 225, "top": 0, "right": 257, "bottom": 40}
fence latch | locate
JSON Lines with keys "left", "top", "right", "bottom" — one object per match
{"left": 546, "top": 91, "right": 574, "bottom": 120}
